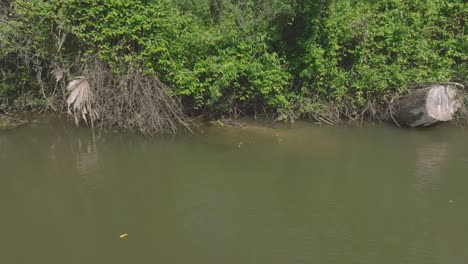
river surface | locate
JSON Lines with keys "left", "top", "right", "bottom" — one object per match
{"left": 1, "top": 117, "right": 468, "bottom": 264}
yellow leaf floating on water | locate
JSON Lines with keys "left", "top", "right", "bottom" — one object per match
{"left": 120, "top": 233, "right": 128, "bottom": 238}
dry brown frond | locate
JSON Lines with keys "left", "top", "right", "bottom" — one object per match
{"left": 66, "top": 77, "right": 99, "bottom": 126}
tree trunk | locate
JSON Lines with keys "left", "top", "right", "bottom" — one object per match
{"left": 392, "top": 83, "right": 462, "bottom": 127}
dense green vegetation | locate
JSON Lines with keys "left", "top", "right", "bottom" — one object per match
{"left": 1, "top": 0, "right": 466, "bottom": 127}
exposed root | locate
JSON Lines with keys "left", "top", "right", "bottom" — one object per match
{"left": 72, "top": 58, "right": 190, "bottom": 135}
{"left": 453, "top": 85, "right": 468, "bottom": 125}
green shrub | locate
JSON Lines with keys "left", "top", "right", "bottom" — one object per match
{"left": 296, "top": 0, "right": 467, "bottom": 107}
{"left": 1, "top": 0, "right": 466, "bottom": 120}
{"left": 0, "top": 0, "right": 60, "bottom": 103}
{"left": 60, "top": 0, "right": 292, "bottom": 112}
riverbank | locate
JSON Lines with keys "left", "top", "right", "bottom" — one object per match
{"left": 2, "top": 109, "right": 467, "bottom": 137}
{"left": 0, "top": 114, "right": 24, "bottom": 130}
{"left": 3, "top": 80, "right": 467, "bottom": 134}
{"left": 2, "top": 0, "right": 465, "bottom": 135}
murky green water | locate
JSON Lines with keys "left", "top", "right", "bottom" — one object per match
{"left": 1, "top": 117, "right": 468, "bottom": 264}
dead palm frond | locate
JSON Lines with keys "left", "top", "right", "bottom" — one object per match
{"left": 66, "top": 77, "right": 99, "bottom": 126}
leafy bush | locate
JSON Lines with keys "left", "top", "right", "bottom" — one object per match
{"left": 1, "top": 0, "right": 466, "bottom": 121}
{"left": 0, "top": 0, "right": 61, "bottom": 106}
{"left": 60, "top": 0, "right": 292, "bottom": 113}
{"left": 295, "top": 0, "right": 467, "bottom": 108}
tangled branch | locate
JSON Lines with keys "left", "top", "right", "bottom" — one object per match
{"left": 67, "top": 58, "right": 190, "bottom": 135}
